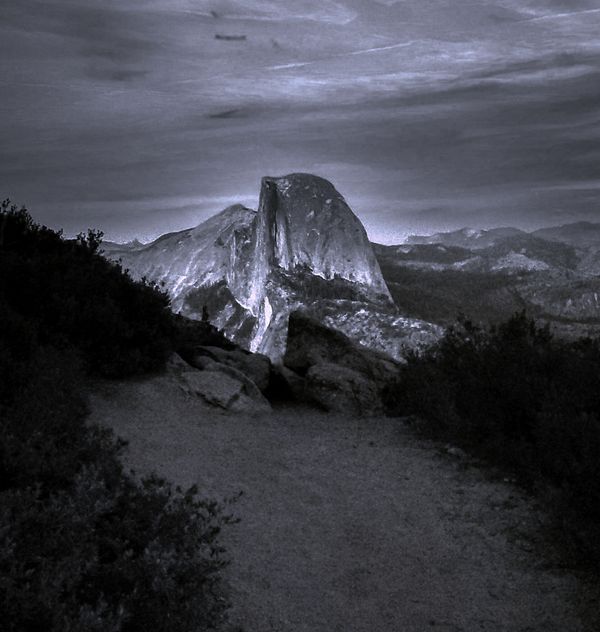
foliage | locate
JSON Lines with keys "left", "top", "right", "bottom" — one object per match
{"left": 385, "top": 311, "right": 600, "bottom": 562}
{"left": 0, "top": 200, "right": 174, "bottom": 378}
{"left": 376, "top": 264, "right": 523, "bottom": 326}
{"left": 0, "top": 201, "right": 235, "bottom": 631}
{"left": 0, "top": 465, "right": 233, "bottom": 632}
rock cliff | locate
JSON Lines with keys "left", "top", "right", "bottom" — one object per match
{"left": 237, "top": 174, "right": 394, "bottom": 355}
{"left": 103, "top": 174, "right": 438, "bottom": 360}
{"left": 250, "top": 174, "right": 391, "bottom": 303}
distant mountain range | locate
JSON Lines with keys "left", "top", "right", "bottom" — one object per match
{"left": 405, "top": 221, "right": 600, "bottom": 251}
{"left": 405, "top": 226, "right": 528, "bottom": 250}
{"left": 375, "top": 221, "right": 600, "bottom": 336}
{"left": 104, "top": 182, "right": 600, "bottom": 357}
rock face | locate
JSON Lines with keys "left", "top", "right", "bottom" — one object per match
{"left": 167, "top": 353, "right": 271, "bottom": 414}
{"left": 237, "top": 174, "right": 395, "bottom": 358}
{"left": 104, "top": 204, "right": 258, "bottom": 347}
{"left": 248, "top": 174, "right": 391, "bottom": 305}
{"left": 103, "top": 174, "right": 438, "bottom": 361}
{"left": 283, "top": 311, "right": 400, "bottom": 416}
{"left": 185, "top": 346, "right": 272, "bottom": 393}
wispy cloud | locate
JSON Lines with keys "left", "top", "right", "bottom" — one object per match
{"left": 523, "top": 8, "right": 600, "bottom": 23}
{"left": 349, "top": 41, "right": 417, "bottom": 56}
{"left": 1, "top": 0, "right": 599, "bottom": 239}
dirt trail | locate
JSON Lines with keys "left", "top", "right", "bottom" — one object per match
{"left": 88, "top": 374, "right": 591, "bottom": 632}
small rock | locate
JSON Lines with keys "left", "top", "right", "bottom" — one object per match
{"left": 445, "top": 445, "right": 468, "bottom": 459}
{"left": 305, "top": 362, "right": 381, "bottom": 416}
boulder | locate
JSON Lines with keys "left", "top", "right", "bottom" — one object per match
{"left": 268, "top": 363, "right": 307, "bottom": 401}
{"left": 305, "top": 363, "right": 381, "bottom": 416}
{"left": 283, "top": 312, "right": 401, "bottom": 416}
{"left": 284, "top": 311, "right": 399, "bottom": 383}
{"left": 187, "top": 346, "right": 272, "bottom": 393}
{"left": 167, "top": 352, "right": 192, "bottom": 372}
{"left": 168, "top": 353, "right": 271, "bottom": 414}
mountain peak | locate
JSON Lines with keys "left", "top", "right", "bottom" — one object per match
{"left": 103, "top": 174, "right": 396, "bottom": 359}
{"left": 253, "top": 173, "right": 390, "bottom": 296}
{"left": 189, "top": 203, "right": 255, "bottom": 234}
{"left": 261, "top": 172, "right": 342, "bottom": 199}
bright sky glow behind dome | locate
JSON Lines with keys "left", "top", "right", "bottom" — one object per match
{"left": 1, "top": 0, "right": 600, "bottom": 243}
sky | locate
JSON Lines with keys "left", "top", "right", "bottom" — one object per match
{"left": 1, "top": 0, "right": 599, "bottom": 244}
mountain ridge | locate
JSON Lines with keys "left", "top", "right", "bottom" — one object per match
{"left": 403, "top": 221, "right": 600, "bottom": 250}
{"left": 102, "top": 174, "right": 438, "bottom": 361}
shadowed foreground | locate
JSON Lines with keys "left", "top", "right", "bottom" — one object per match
{"left": 89, "top": 374, "right": 591, "bottom": 632}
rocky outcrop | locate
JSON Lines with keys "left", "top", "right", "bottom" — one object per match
{"left": 168, "top": 353, "right": 271, "bottom": 414}
{"left": 304, "top": 363, "right": 380, "bottom": 416}
{"left": 245, "top": 173, "right": 391, "bottom": 307}
{"left": 237, "top": 173, "right": 394, "bottom": 356}
{"left": 283, "top": 311, "right": 401, "bottom": 416}
{"left": 185, "top": 345, "right": 272, "bottom": 393}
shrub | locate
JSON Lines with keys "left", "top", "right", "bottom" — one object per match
{"left": 0, "top": 201, "right": 174, "bottom": 378}
{"left": 0, "top": 201, "right": 235, "bottom": 630}
{"left": 0, "top": 468, "right": 233, "bottom": 632}
{"left": 385, "top": 311, "right": 600, "bottom": 562}
{"left": 0, "top": 338, "right": 235, "bottom": 631}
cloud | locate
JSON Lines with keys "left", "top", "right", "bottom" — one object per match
{"left": 207, "top": 109, "right": 245, "bottom": 119}
{"left": 210, "top": 0, "right": 357, "bottom": 24}
{"left": 1, "top": 0, "right": 599, "bottom": 241}
{"left": 1, "top": 0, "right": 160, "bottom": 82}
{"left": 522, "top": 7, "right": 600, "bottom": 22}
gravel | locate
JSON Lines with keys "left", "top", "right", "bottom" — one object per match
{"left": 88, "top": 373, "right": 594, "bottom": 632}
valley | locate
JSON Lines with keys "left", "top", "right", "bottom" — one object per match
{"left": 374, "top": 226, "right": 600, "bottom": 338}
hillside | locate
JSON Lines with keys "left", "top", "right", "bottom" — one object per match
{"left": 374, "top": 224, "right": 600, "bottom": 337}
{"left": 0, "top": 202, "right": 235, "bottom": 631}
{"left": 4, "top": 200, "right": 600, "bottom": 631}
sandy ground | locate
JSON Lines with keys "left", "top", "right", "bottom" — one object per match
{"left": 88, "top": 373, "right": 594, "bottom": 632}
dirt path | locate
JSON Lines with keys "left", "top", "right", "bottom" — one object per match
{"left": 88, "top": 374, "right": 592, "bottom": 632}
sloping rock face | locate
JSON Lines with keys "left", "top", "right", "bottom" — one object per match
{"left": 167, "top": 353, "right": 271, "bottom": 414}
{"left": 237, "top": 174, "right": 397, "bottom": 358}
{"left": 104, "top": 204, "right": 258, "bottom": 348}
{"left": 106, "top": 204, "right": 256, "bottom": 305}
{"left": 103, "top": 174, "right": 439, "bottom": 361}
{"left": 247, "top": 173, "right": 391, "bottom": 307}
{"left": 283, "top": 311, "right": 400, "bottom": 416}
{"left": 185, "top": 345, "right": 272, "bottom": 393}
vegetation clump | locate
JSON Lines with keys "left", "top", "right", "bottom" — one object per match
{"left": 385, "top": 310, "right": 600, "bottom": 564}
{"left": 0, "top": 201, "right": 235, "bottom": 631}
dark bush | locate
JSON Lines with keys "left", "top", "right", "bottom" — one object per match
{"left": 0, "top": 200, "right": 174, "bottom": 378}
{"left": 0, "top": 468, "right": 233, "bottom": 632}
{"left": 0, "top": 201, "right": 235, "bottom": 630}
{"left": 385, "top": 311, "right": 600, "bottom": 562}
{"left": 375, "top": 263, "right": 523, "bottom": 326}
